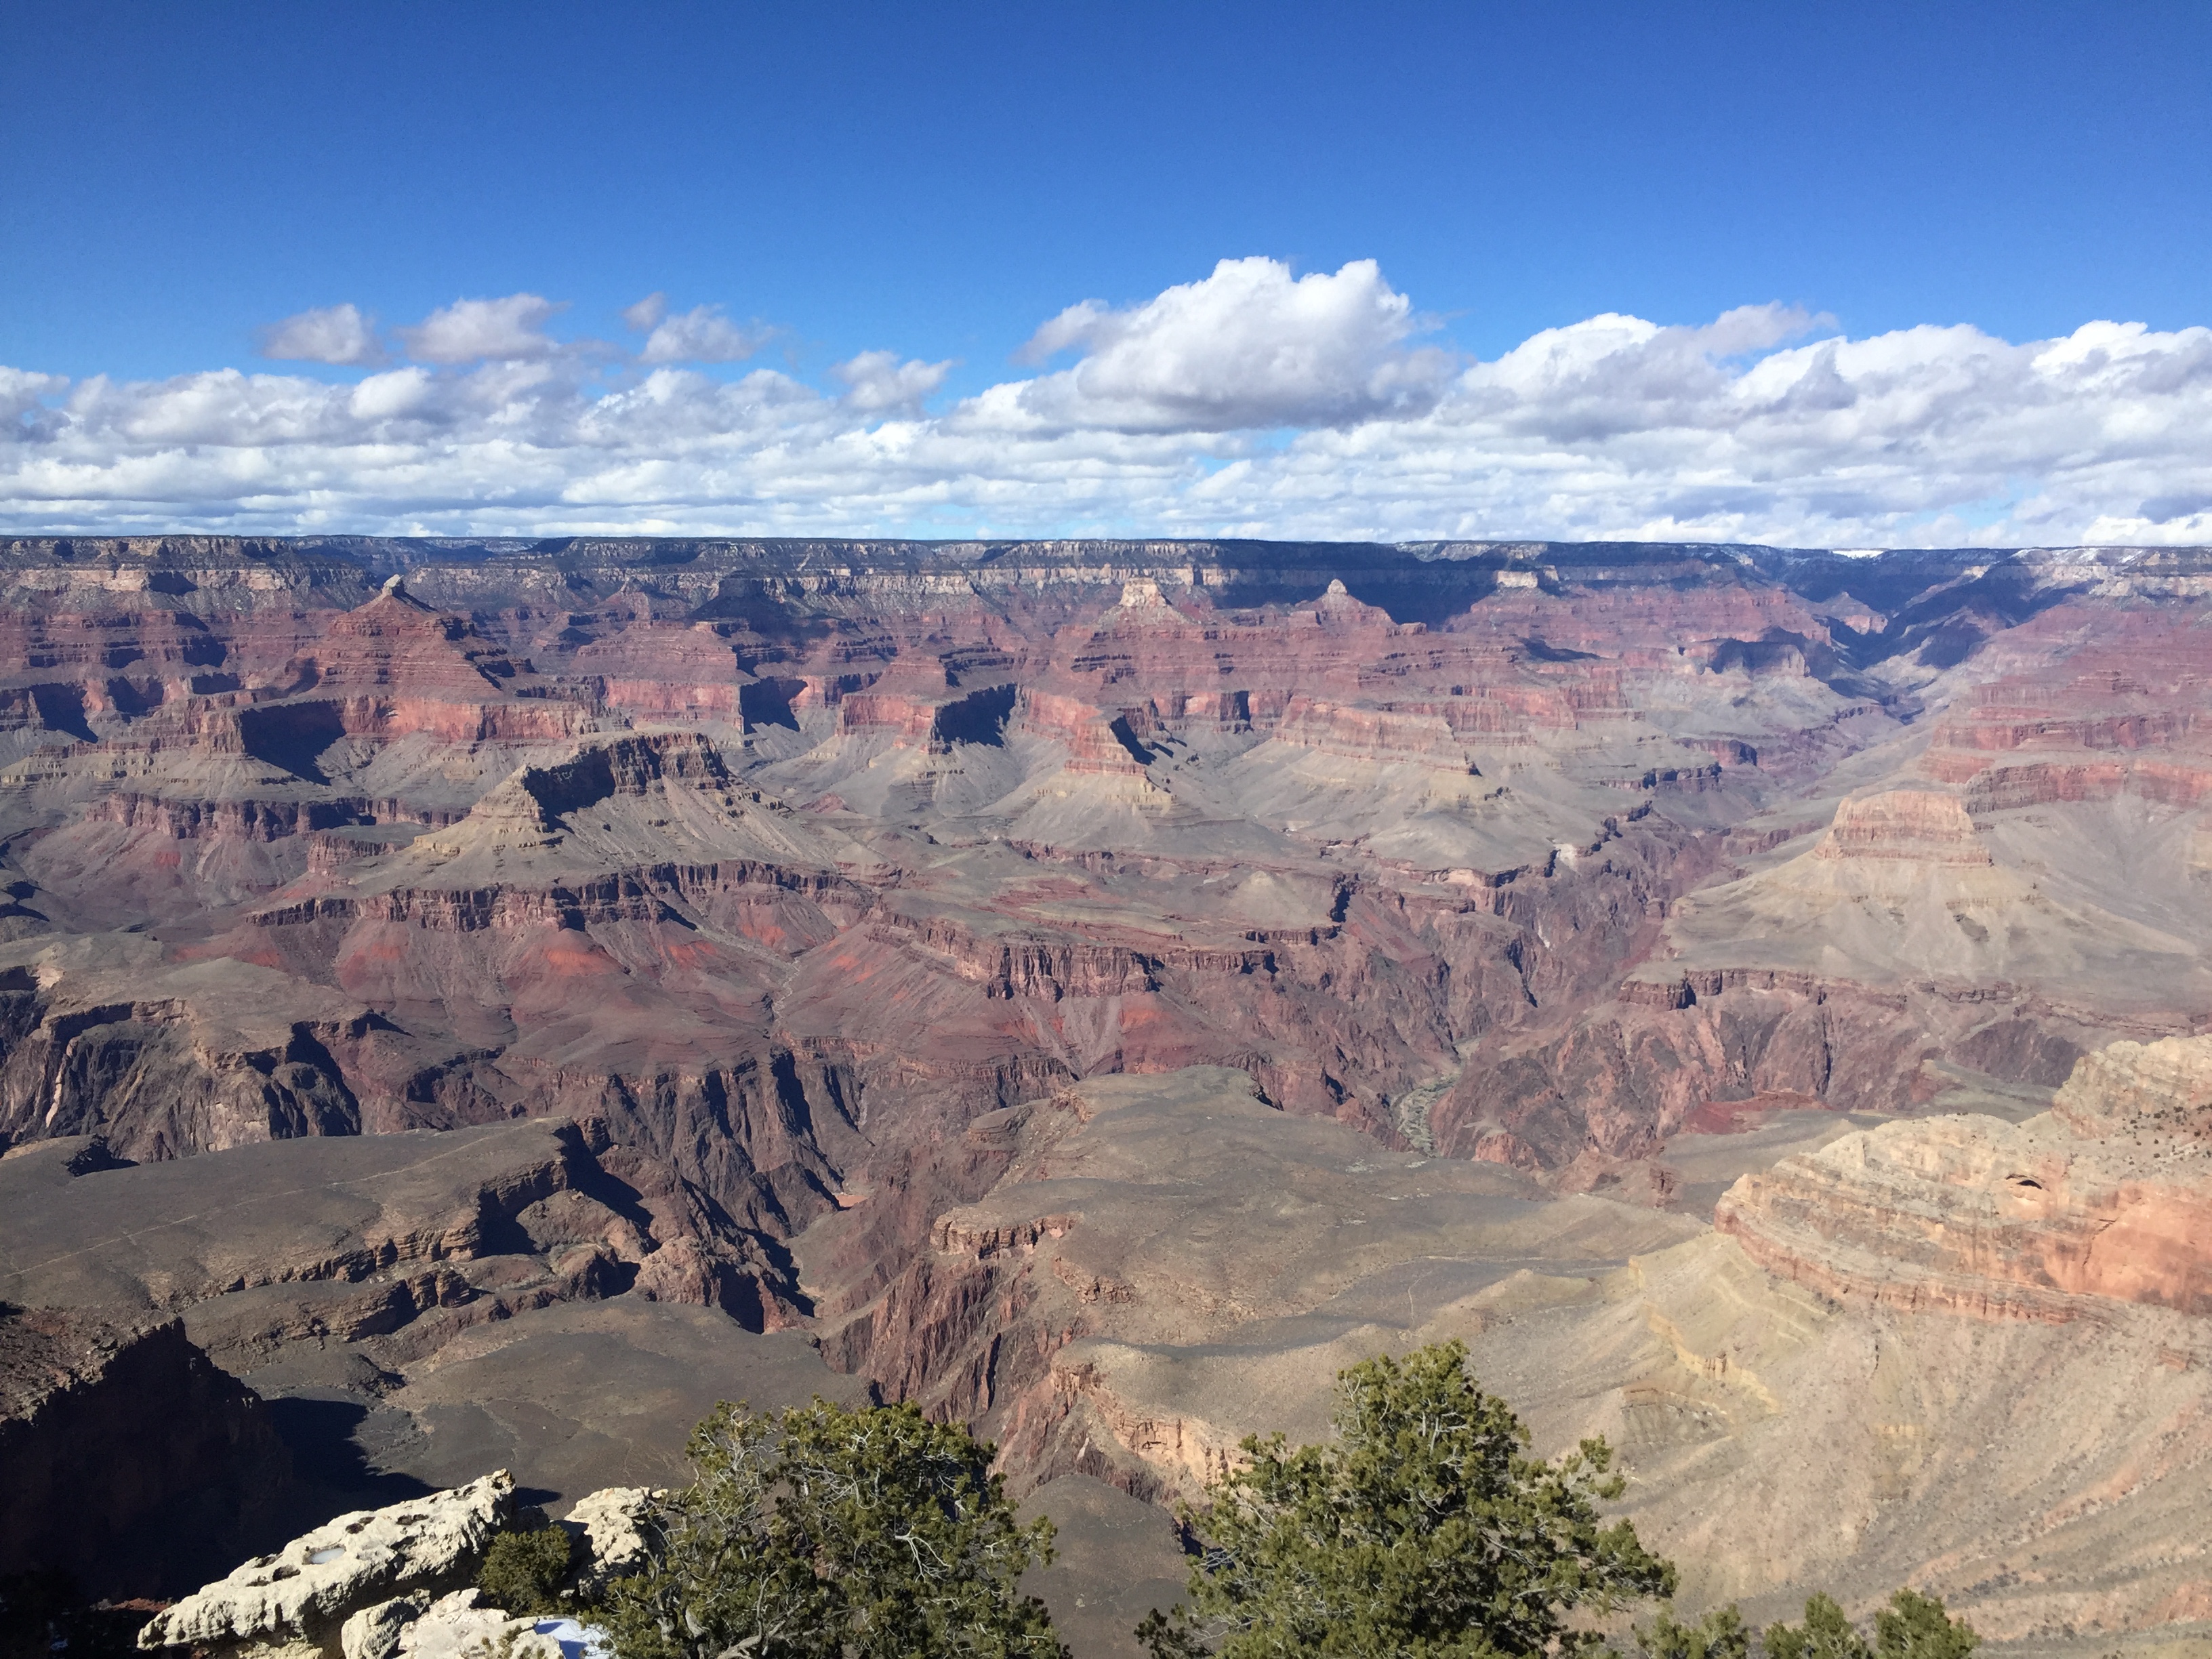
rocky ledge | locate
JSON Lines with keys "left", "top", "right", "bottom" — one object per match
{"left": 1716, "top": 1034, "right": 2212, "bottom": 1321}
{"left": 138, "top": 1473, "right": 657, "bottom": 1659}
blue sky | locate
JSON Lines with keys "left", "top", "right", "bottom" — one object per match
{"left": 3, "top": 1, "right": 2209, "bottom": 544}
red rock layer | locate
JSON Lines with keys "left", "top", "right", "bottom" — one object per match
{"left": 1715, "top": 1036, "right": 2212, "bottom": 1321}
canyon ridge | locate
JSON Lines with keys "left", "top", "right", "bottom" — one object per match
{"left": 2, "top": 535, "right": 2209, "bottom": 1659}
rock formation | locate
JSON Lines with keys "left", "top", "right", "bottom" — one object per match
{"left": 0, "top": 1302, "right": 295, "bottom": 1599}
{"left": 838, "top": 1050, "right": 2212, "bottom": 1647}
{"left": 135, "top": 1473, "right": 655, "bottom": 1659}
{"left": 1716, "top": 1035, "right": 2212, "bottom": 1321}
{"left": 2, "top": 535, "right": 2210, "bottom": 1651}
{"left": 140, "top": 1473, "right": 515, "bottom": 1656}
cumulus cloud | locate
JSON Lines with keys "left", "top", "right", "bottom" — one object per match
{"left": 834, "top": 350, "right": 954, "bottom": 416}
{"left": 260, "top": 304, "right": 386, "bottom": 366}
{"left": 630, "top": 300, "right": 769, "bottom": 365}
{"left": 398, "top": 293, "right": 567, "bottom": 364}
{"left": 3, "top": 261, "right": 2210, "bottom": 547}
{"left": 1001, "top": 256, "right": 1453, "bottom": 432}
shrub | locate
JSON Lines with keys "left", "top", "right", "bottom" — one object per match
{"left": 1873, "top": 1590, "right": 1980, "bottom": 1659}
{"left": 1136, "top": 1339, "right": 1676, "bottom": 1658}
{"left": 1764, "top": 1594, "right": 1870, "bottom": 1659}
{"left": 1764, "top": 1591, "right": 1977, "bottom": 1659}
{"left": 1635, "top": 1604, "right": 1755, "bottom": 1659}
{"left": 605, "top": 1397, "right": 1065, "bottom": 1659}
{"left": 477, "top": 1525, "right": 578, "bottom": 1615}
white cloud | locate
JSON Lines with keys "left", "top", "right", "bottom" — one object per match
{"left": 260, "top": 303, "right": 386, "bottom": 366}
{"left": 834, "top": 350, "right": 953, "bottom": 415}
{"left": 1002, "top": 256, "right": 1453, "bottom": 433}
{"left": 3, "top": 261, "right": 2210, "bottom": 548}
{"left": 398, "top": 293, "right": 567, "bottom": 364}
{"left": 2, "top": 368, "right": 68, "bottom": 441}
{"left": 348, "top": 367, "right": 437, "bottom": 422}
{"left": 636, "top": 302, "right": 768, "bottom": 365}
{"left": 622, "top": 292, "right": 670, "bottom": 333}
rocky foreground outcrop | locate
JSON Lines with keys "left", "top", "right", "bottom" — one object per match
{"left": 136, "top": 1474, "right": 658, "bottom": 1659}
{"left": 141, "top": 1473, "right": 515, "bottom": 1656}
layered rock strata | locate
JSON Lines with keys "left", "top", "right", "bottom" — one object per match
{"left": 851, "top": 1048, "right": 2212, "bottom": 1645}
{"left": 1716, "top": 1036, "right": 2212, "bottom": 1321}
{"left": 1, "top": 537, "right": 2210, "bottom": 1647}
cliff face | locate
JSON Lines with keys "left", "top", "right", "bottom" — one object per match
{"left": 831, "top": 1049, "right": 2212, "bottom": 1647}
{"left": 0, "top": 1305, "right": 294, "bottom": 1598}
{"left": 4, "top": 534, "right": 2212, "bottom": 1648}
{"left": 1715, "top": 1035, "right": 2212, "bottom": 1322}
{"left": 0, "top": 1116, "right": 808, "bottom": 1393}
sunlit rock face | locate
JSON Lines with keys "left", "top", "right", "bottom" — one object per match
{"left": 1716, "top": 1035, "right": 2212, "bottom": 1322}
{"left": 3, "top": 540, "right": 2209, "bottom": 1203}
{"left": 0, "top": 537, "right": 2207, "bottom": 1380}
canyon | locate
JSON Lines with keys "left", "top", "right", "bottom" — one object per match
{"left": 0, "top": 535, "right": 2209, "bottom": 1656}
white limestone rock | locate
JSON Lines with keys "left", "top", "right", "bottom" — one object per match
{"left": 138, "top": 1472, "right": 514, "bottom": 1653}
{"left": 341, "top": 1594, "right": 430, "bottom": 1659}
{"left": 392, "top": 1591, "right": 544, "bottom": 1659}
{"left": 393, "top": 1593, "right": 607, "bottom": 1659}
{"left": 559, "top": 1487, "right": 661, "bottom": 1598}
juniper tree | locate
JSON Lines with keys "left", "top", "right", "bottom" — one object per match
{"left": 478, "top": 1525, "right": 577, "bottom": 1614}
{"left": 1764, "top": 1590, "right": 1975, "bottom": 1659}
{"left": 1136, "top": 1339, "right": 1675, "bottom": 1658}
{"left": 605, "top": 1397, "right": 1065, "bottom": 1659}
{"left": 1635, "top": 1603, "right": 1755, "bottom": 1659}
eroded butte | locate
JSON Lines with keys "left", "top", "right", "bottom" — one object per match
{"left": 3, "top": 535, "right": 2211, "bottom": 1654}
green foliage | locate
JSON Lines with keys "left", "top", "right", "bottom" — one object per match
{"left": 477, "top": 1525, "right": 579, "bottom": 1614}
{"left": 1635, "top": 1604, "right": 1753, "bottom": 1659}
{"left": 1764, "top": 1594, "right": 1871, "bottom": 1659}
{"left": 604, "top": 1396, "right": 1065, "bottom": 1659}
{"left": 1765, "top": 1591, "right": 1973, "bottom": 1659}
{"left": 1137, "top": 1339, "right": 1677, "bottom": 1658}
{"left": 1873, "top": 1591, "right": 1979, "bottom": 1659}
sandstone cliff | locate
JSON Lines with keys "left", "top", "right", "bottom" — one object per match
{"left": 1717, "top": 1034, "right": 2212, "bottom": 1321}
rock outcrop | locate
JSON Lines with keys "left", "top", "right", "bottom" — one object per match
{"left": 1715, "top": 1036, "right": 2212, "bottom": 1321}
{"left": 140, "top": 1475, "right": 655, "bottom": 1659}
{"left": 558, "top": 1488, "right": 660, "bottom": 1601}
{"left": 139, "top": 1472, "right": 514, "bottom": 1654}
{"left": 0, "top": 1303, "right": 295, "bottom": 1599}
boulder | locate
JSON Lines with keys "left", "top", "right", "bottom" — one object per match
{"left": 558, "top": 1487, "right": 661, "bottom": 1599}
{"left": 340, "top": 1594, "right": 428, "bottom": 1659}
{"left": 392, "top": 1591, "right": 562, "bottom": 1659}
{"left": 388, "top": 1593, "right": 610, "bottom": 1659}
{"left": 138, "top": 1472, "right": 514, "bottom": 1654}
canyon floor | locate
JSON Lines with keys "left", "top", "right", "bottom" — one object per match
{"left": 1, "top": 535, "right": 2209, "bottom": 1657}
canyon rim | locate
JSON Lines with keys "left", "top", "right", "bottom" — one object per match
{"left": 0, "top": 534, "right": 2209, "bottom": 1654}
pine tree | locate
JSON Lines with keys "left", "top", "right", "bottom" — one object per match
{"left": 1873, "top": 1591, "right": 1980, "bottom": 1659}
{"left": 1635, "top": 1603, "right": 1754, "bottom": 1659}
